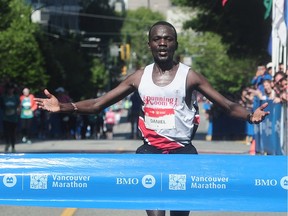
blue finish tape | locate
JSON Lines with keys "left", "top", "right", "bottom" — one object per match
{"left": 0, "top": 154, "right": 287, "bottom": 212}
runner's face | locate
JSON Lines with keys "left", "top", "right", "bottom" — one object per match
{"left": 148, "top": 25, "right": 177, "bottom": 63}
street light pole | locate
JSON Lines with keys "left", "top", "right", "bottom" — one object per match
{"left": 147, "top": 0, "right": 150, "bottom": 9}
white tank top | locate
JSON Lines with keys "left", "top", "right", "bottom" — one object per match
{"left": 138, "top": 63, "right": 197, "bottom": 150}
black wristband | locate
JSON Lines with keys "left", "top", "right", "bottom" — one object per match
{"left": 247, "top": 113, "right": 254, "bottom": 124}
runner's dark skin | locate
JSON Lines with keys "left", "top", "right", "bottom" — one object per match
{"left": 35, "top": 22, "right": 269, "bottom": 124}
{"left": 35, "top": 21, "right": 269, "bottom": 216}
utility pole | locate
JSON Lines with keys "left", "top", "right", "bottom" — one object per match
{"left": 147, "top": 0, "right": 150, "bottom": 9}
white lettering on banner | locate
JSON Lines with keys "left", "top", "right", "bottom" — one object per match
{"left": 191, "top": 176, "right": 229, "bottom": 182}
{"left": 255, "top": 179, "right": 278, "bottom": 186}
{"left": 116, "top": 178, "right": 139, "bottom": 185}
{"left": 191, "top": 182, "right": 226, "bottom": 189}
{"left": 51, "top": 175, "right": 91, "bottom": 189}
{"left": 52, "top": 181, "right": 88, "bottom": 188}
{"left": 52, "top": 175, "right": 90, "bottom": 181}
{"left": 190, "top": 175, "right": 229, "bottom": 190}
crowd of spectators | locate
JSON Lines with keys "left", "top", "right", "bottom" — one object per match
{"left": 239, "top": 62, "right": 287, "bottom": 145}
{"left": 240, "top": 62, "right": 287, "bottom": 107}
{"left": 239, "top": 63, "right": 287, "bottom": 117}
{"left": 0, "top": 62, "right": 287, "bottom": 152}
{"left": 0, "top": 80, "right": 131, "bottom": 152}
{"left": 199, "top": 62, "right": 287, "bottom": 144}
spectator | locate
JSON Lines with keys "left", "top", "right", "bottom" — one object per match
{"left": 254, "top": 80, "right": 277, "bottom": 102}
{"left": 202, "top": 97, "right": 213, "bottom": 141}
{"left": 239, "top": 87, "right": 255, "bottom": 145}
{"left": 251, "top": 63, "right": 272, "bottom": 94}
{"left": 54, "top": 87, "right": 74, "bottom": 139}
{"left": 128, "top": 91, "right": 142, "bottom": 139}
{"left": 273, "top": 71, "right": 288, "bottom": 103}
{"left": 19, "top": 88, "right": 37, "bottom": 144}
{"left": 105, "top": 107, "right": 116, "bottom": 140}
{"left": 0, "top": 83, "right": 20, "bottom": 153}
{"left": 94, "top": 110, "right": 106, "bottom": 139}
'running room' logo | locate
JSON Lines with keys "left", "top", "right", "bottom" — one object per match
{"left": 3, "top": 174, "right": 17, "bottom": 187}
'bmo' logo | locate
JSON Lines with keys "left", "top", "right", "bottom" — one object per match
{"left": 116, "top": 177, "right": 139, "bottom": 185}
{"left": 255, "top": 179, "right": 278, "bottom": 187}
{"left": 255, "top": 176, "right": 288, "bottom": 190}
{"left": 280, "top": 176, "right": 288, "bottom": 190}
{"left": 142, "top": 175, "right": 156, "bottom": 188}
{"left": 3, "top": 174, "right": 17, "bottom": 187}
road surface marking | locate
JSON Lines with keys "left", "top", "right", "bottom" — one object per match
{"left": 61, "top": 208, "right": 77, "bottom": 216}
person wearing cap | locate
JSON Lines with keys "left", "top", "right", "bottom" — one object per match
{"left": 251, "top": 63, "right": 272, "bottom": 94}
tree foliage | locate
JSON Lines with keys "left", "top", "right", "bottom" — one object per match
{"left": 90, "top": 58, "right": 108, "bottom": 92}
{"left": 79, "top": 0, "right": 124, "bottom": 44}
{"left": 172, "top": 0, "right": 271, "bottom": 61}
{"left": 37, "top": 0, "right": 123, "bottom": 99}
{"left": 121, "top": 7, "right": 165, "bottom": 68}
{"left": 177, "top": 32, "right": 255, "bottom": 96}
{"left": 39, "top": 36, "right": 93, "bottom": 100}
{"left": 0, "top": 0, "right": 48, "bottom": 90}
{"left": 0, "top": 0, "right": 13, "bottom": 30}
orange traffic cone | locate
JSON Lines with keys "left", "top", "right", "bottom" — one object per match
{"left": 249, "top": 139, "right": 256, "bottom": 155}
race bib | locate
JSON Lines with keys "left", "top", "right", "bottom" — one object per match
{"left": 144, "top": 107, "right": 175, "bottom": 130}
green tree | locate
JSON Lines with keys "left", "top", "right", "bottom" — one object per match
{"left": 90, "top": 58, "right": 108, "bottom": 94}
{"left": 0, "top": 0, "right": 48, "bottom": 89}
{"left": 36, "top": 0, "right": 124, "bottom": 99}
{"left": 172, "top": 0, "right": 271, "bottom": 60}
{"left": 79, "top": 0, "right": 124, "bottom": 45}
{"left": 121, "top": 7, "right": 165, "bottom": 68}
{"left": 177, "top": 32, "right": 255, "bottom": 96}
{"left": 38, "top": 35, "right": 92, "bottom": 100}
{"left": 0, "top": 0, "right": 12, "bottom": 30}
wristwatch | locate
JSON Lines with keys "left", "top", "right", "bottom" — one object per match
{"left": 247, "top": 113, "right": 254, "bottom": 124}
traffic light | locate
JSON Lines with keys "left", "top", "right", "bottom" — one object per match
{"left": 120, "top": 44, "right": 125, "bottom": 60}
{"left": 119, "top": 44, "right": 130, "bottom": 61}
{"left": 121, "top": 65, "right": 127, "bottom": 76}
{"left": 125, "top": 44, "right": 130, "bottom": 60}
